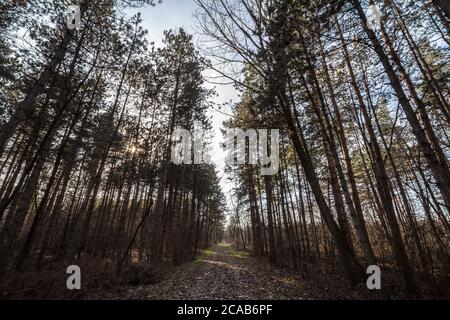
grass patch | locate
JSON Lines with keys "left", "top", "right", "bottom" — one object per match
{"left": 217, "top": 242, "right": 231, "bottom": 247}
{"left": 195, "top": 248, "right": 217, "bottom": 262}
{"left": 228, "top": 250, "right": 249, "bottom": 259}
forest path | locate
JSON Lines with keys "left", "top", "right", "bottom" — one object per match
{"left": 116, "top": 243, "right": 309, "bottom": 299}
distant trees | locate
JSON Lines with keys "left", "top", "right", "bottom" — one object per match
{"left": 197, "top": 0, "right": 449, "bottom": 295}
{"left": 0, "top": 0, "right": 225, "bottom": 285}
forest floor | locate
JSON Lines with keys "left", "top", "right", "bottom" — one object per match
{"left": 91, "top": 243, "right": 373, "bottom": 299}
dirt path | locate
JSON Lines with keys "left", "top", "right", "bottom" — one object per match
{"left": 111, "top": 243, "right": 311, "bottom": 299}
